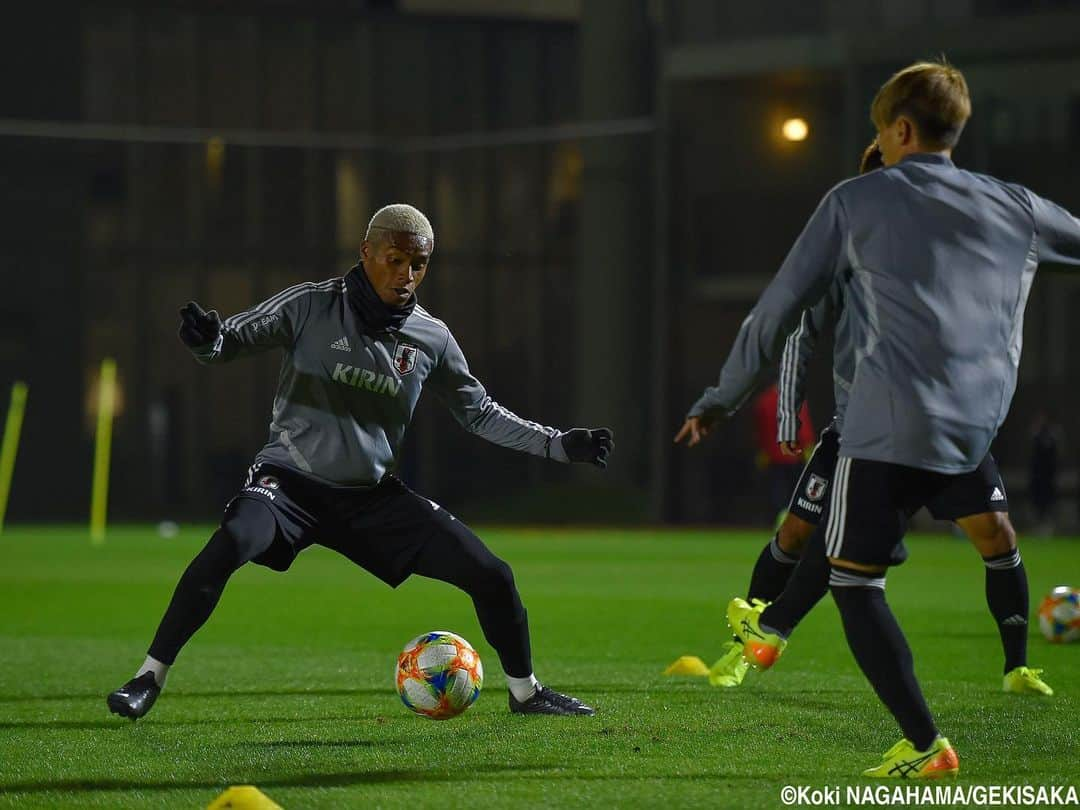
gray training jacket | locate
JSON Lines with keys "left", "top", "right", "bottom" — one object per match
{"left": 192, "top": 274, "right": 565, "bottom": 487}
{"left": 689, "top": 153, "right": 1080, "bottom": 473}
{"left": 775, "top": 279, "right": 848, "bottom": 444}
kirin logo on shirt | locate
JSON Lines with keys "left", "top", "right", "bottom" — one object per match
{"left": 393, "top": 341, "right": 419, "bottom": 376}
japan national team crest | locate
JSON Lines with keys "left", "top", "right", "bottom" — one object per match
{"left": 805, "top": 474, "right": 828, "bottom": 502}
{"left": 393, "top": 341, "right": 419, "bottom": 376}
{"left": 257, "top": 475, "right": 280, "bottom": 490}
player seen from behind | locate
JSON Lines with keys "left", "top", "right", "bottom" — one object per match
{"left": 709, "top": 143, "right": 1051, "bottom": 700}
{"left": 676, "top": 60, "right": 1080, "bottom": 777}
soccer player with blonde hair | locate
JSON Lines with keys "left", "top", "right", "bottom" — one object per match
{"left": 108, "top": 204, "right": 613, "bottom": 719}
{"left": 709, "top": 139, "right": 1051, "bottom": 702}
{"left": 679, "top": 60, "right": 1080, "bottom": 776}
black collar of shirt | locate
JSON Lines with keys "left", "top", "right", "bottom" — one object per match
{"left": 344, "top": 264, "right": 416, "bottom": 336}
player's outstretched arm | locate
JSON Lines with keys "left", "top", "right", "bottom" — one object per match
{"left": 178, "top": 282, "right": 314, "bottom": 364}
{"left": 776, "top": 310, "right": 817, "bottom": 454}
{"left": 1029, "top": 190, "right": 1080, "bottom": 268}
{"left": 776, "top": 285, "right": 838, "bottom": 454}
{"left": 428, "top": 329, "right": 614, "bottom": 467}
{"left": 676, "top": 187, "right": 848, "bottom": 445}
{"left": 775, "top": 144, "right": 871, "bottom": 454}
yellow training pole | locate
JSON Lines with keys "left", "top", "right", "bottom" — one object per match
{"left": 0, "top": 381, "right": 29, "bottom": 535}
{"left": 90, "top": 358, "right": 117, "bottom": 544}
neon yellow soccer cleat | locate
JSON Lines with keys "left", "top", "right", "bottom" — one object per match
{"left": 862, "top": 737, "right": 959, "bottom": 779}
{"left": 726, "top": 597, "right": 786, "bottom": 669}
{"left": 1003, "top": 666, "right": 1053, "bottom": 696}
{"left": 708, "top": 640, "right": 750, "bottom": 687}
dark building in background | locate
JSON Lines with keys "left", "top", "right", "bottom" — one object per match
{"left": 1, "top": 1, "right": 652, "bottom": 525}
{"left": 1, "top": 1, "right": 1079, "bottom": 526}
{"left": 663, "top": 0, "right": 1080, "bottom": 525}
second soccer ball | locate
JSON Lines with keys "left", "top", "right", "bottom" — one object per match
{"left": 1038, "top": 586, "right": 1080, "bottom": 643}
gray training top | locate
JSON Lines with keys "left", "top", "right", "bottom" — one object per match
{"left": 193, "top": 274, "right": 565, "bottom": 487}
{"left": 690, "top": 153, "right": 1080, "bottom": 473}
{"left": 775, "top": 279, "right": 848, "bottom": 444}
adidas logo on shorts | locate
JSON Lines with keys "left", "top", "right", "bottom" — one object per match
{"left": 990, "top": 486, "right": 1005, "bottom": 502}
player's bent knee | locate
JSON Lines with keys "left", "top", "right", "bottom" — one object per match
{"left": 485, "top": 558, "right": 516, "bottom": 590}
{"left": 827, "top": 556, "right": 886, "bottom": 576}
{"left": 777, "top": 513, "right": 815, "bottom": 555}
{"left": 828, "top": 561, "right": 887, "bottom": 594}
{"left": 220, "top": 499, "right": 279, "bottom": 566}
{"left": 958, "top": 511, "right": 1016, "bottom": 557}
{"left": 996, "top": 516, "right": 1017, "bottom": 551}
{"left": 469, "top": 556, "right": 519, "bottom": 601}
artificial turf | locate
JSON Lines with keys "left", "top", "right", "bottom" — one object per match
{"left": 0, "top": 525, "right": 1076, "bottom": 808}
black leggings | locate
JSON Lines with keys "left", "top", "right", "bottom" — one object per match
{"left": 408, "top": 526, "right": 531, "bottom": 677}
{"left": 148, "top": 499, "right": 532, "bottom": 676}
{"left": 148, "top": 500, "right": 276, "bottom": 664}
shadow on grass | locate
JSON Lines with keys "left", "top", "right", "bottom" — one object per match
{"left": 0, "top": 764, "right": 561, "bottom": 795}
{"left": 541, "top": 685, "right": 708, "bottom": 696}
{"left": 4, "top": 680, "right": 835, "bottom": 704}
{"left": 0, "top": 765, "right": 775, "bottom": 795}
{"left": 0, "top": 687, "right": 387, "bottom": 704}
{"left": 570, "top": 685, "right": 855, "bottom": 697}
{"left": 765, "top": 689, "right": 851, "bottom": 695}
{"left": 0, "top": 716, "right": 372, "bottom": 731}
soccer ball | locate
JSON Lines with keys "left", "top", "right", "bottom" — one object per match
{"left": 1037, "top": 586, "right": 1080, "bottom": 643}
{"left": 395, "top": 631, "right": 483, "bottom": 719}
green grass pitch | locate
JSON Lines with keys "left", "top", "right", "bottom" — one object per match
{"left": 0, "top": 526, "right": 1076, "bottom": 808}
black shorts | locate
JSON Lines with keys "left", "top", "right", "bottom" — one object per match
{"left": 789, "top": 429, "right": 1007, "bottom": 526}
{"left": 788, "top": 426, "right": 841, "bottom": 524}
{"left": 223, "top": 462, "right": 476, "bottom": 587}
{"left": 824, "top": 455, "right": 1009, "bottom": 567}
{"left": 924, "top": 453, "right": 1009, "bottom": 521}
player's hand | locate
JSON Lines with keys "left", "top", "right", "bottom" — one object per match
{"left": 673, "top": 416, "right": 712, "bottom": 447}
{"left": 178, "top": 301, "right": 222, "bottom": 349}
{"left": 552, "top": 428, "right": 614, "bottom": 468}
{"left": 779, "top": 440, "right": 802, "bottom": 457}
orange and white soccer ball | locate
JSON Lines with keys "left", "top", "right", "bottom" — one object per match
{"left": 1038, "top": 586, "right": 1080, "bottom": 643}
{"left": 395, "top": 631, "right": 483, "bottom": 719}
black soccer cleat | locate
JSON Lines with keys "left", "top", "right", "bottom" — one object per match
{"left": 509, "top": 685, "right": 595, "bottom": 716}
{"left": 106, "top": 672, "right": 161, "bottom": 720}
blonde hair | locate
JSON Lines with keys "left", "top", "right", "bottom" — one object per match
{"left": 365, "top": 204, "right": 434, "bottom": 245}
{"left": 870, "top": 60, "right": 971, "bottom": 150}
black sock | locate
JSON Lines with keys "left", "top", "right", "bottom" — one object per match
{"left": 831, "top": 574, "right": 938, "bottom": 751}
{"left": 759, "top": 528, "right": 829, "bottom": 638}
{"left": 147, "top": 528, "right": 246, "bottom": 665}
{"left": 747, "top": 535, "right": 800, "bottom": 603}
{"left": 983, "top": 548, "right": 1028, "bottom": 673}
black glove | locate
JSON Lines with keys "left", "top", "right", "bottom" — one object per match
{"left": 178, "top": 301, "right": 222, "bottom": 350}
{"left": 552, "top": 428, "right": 614, "bottom": 468}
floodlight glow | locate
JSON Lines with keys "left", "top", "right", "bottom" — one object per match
{"left": 781, "top": 118, "right": 809, "bottom": 142}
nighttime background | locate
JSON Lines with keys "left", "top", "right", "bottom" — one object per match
{"left": 2, "top": 0, "right": 1080, "bottom": 528}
